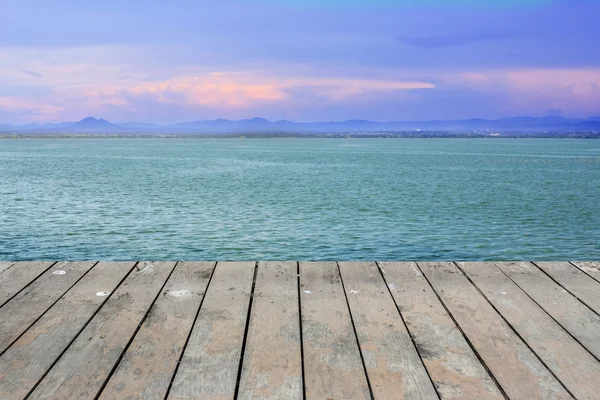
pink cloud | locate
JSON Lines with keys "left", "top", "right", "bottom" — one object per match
{"left": 453, "top": 68, "right": 600, "bottom": 115}
{"left": 97, "top": 73, "right": 434, "bottom": 107}
{"left": 0, "top": 97, "right": 64, "bottom": 120}
{"left": 3, "top": 43, "right": 599, "bottom": 122}
{"left": 1, "top": 65, "right": 436, "bottom": 121}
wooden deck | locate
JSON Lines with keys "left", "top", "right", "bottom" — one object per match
{"left": 1, "top": 261, "right": 600, "bottom": 399}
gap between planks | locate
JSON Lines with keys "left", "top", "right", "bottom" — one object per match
{"left": 2, "top": 261, "right": 600, "bottom": 400}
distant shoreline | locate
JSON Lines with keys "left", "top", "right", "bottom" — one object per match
{"left": 1, "top": 132, "right": 599, "bottom": 139}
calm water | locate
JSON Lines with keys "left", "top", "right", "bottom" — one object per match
{"left": 1, "top": 138, "right": 599, "bottom": 261}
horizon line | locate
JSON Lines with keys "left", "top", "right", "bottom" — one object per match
{"left": 4, "top": 114, "right": 600, "bottom": 127}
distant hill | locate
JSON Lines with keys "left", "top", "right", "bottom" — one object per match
{"left": 40, "top": 122, "right": 74, "bottom": 129}
{"left": 67, "top": 117, "right": 125, "bottom": 132}
{"left": 1, "top": 115, "right": 600, "bottom": 134}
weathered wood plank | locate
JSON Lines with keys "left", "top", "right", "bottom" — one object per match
{"left": 418, "top": 262, "right": 570, "bottom": 400}
{"left": 168, "top": 261, "right": 255, "bottom": 400}
{"left": 99, "top": 262, "right": 215, "bottom": 400}
{"left": 0, "top": 262, "right": 135, "bottom": 400}
{"left": 300, "top": 261, "right": 371, "bottom": 400}
{"left": 237, "top": 261, "right": 303, "bottom": 400}
{"left": 27, "top": 261, "right": 176, "bottom": 400}
{"left": 338, "top": 261, "right": 438, "bottom": 399}
{"left": 495, "top": 261, "right": 600, "bottom": 360}
{"left": 379, "top": 261, "right": 503, "bottom": 400}
{"left": 0, "top": 261, "right": 96, "bottom": 353}
{"left": 460, "top": 261, "right": 600, "bottom": 399}
{"left": 572, "top": 262, "right": 600, "bottom": 282}
{"left": 0, "top": 261, "right": 55, "bottom": 306}
{"left": 0, "top": 262, "right": 14, "bottom": 275}
{"left": 535, "top": 261, "right": 600, "bottom": 315}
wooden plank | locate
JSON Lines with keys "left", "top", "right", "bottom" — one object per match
{"left": 0, "top": 262, "right": 135, "bottom": 400}
{"left": 237, "top": 261, "right": 303, "bottom": 400}
{"left": 496, "top": 261, "right": 600, "bottom": 359}
{"left": 418, "top": 262, "right": 570, "bottom": 400}
{"left": 460, "top": 261, "right": 600, "bottom": 399}
{"left": 338, "top": 262, "right": 438, "bottom": 399}
{"left": 0, "top": 261, "right": 54, "bottom": 305}
{"left": 572, "top": 262, "right": 600, "bottom": 282}
{"left": 99, "top": 262, "right": 215, "bottom": 400}
{"left": 27, "top": 261, "right": 176, "bottom": 400}
{"left": 380, "top": 262, "right": 504, "bottom": 400}
{"left": 300, "top": 261, "right": 371, "bottom": 400}
{"left": 0, "top": 261, "right": 96, "bottom": 353}
{"left": 0, "top": 262, "right": 14, "bottom": 275}
{"left": 168, "top": 261, "right": 255, "bottom": 400}
{"left": 535, "top": 261, "right": 600, "bottom": 315}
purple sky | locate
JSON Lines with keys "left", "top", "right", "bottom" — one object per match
{"left": 1, "top": 0, "right": 599, "bottom": 123}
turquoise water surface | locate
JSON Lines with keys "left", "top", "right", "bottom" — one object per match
{"left": 1, "top": 138, "right": 599, "bottom": 260}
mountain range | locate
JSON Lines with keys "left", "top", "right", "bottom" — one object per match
{"left": 1, "top": 116, "right": 600, "bottom": 134}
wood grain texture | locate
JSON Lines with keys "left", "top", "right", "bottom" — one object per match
{"left": 99, "top": 262, "right": 215, "bottom": 400}
{"left": 168, "top": 261, "right": 255, "bottom": 400}
{"left": 379, "top": 261, "right": 503, "bottom": 400}
{"left": 572, "top": 262, "right": 600, "bottom": 282}
{"left": 300, "top": 261, "right": 371, "bottom": 400}
{"left": 460, "top": 261, "right": 600, "bottom": 399}
{"left": 0, "top": 262, "right": 135, "bottom": 400}
{"left": 339, "top": 261, "right": 438, "bottom": 400}
{"left": 495, "top": 261, "right": 600, "bottom": 360}
{"left": 27, "top": 261, "right": 176, "bottom": 400}
{"left": 0, "top": 261, "right": 54, "bottom": 306}
{"left": 0, "top": 262, "right": 14, "bottom": 275}
{"left": 1, "top": 260, "right": 599, "bottom": 400}
{"left": 0, "top": 261, "right": 96, "bottom": 353}
{"left": 535, "top": 262, "right": 600, "bottom": 315}
{"left": 237, "top": 261, "right": 303, "bottom": 400}
{"left": 418, "top": 262, "right": 570, "bottom": 400}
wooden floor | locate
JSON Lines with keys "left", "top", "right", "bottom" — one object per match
{"left": 1, "top": 262, "right": 600, "bottom": 399}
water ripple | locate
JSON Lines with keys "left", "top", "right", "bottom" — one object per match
{"left": 1, "top": 138, "right": 599, "bottom": 261}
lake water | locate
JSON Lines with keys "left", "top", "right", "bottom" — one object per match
{"left": 1, "top": 138, "right": 599, "bottom": 261}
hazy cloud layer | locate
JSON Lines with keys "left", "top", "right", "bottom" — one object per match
{"left": 1, "top": 0, "right": 599, "bottom": 123}
{"left": 18, "top": 68, "right": 43, "bottom": 79}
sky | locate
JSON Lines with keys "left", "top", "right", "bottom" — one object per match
{"left": 1, "top": 0, "right": 599, "bottom": 124}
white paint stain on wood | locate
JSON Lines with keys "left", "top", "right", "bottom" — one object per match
{"left": 165, "top": 289, "right": 191, "bottom": 298}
